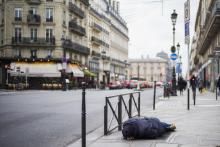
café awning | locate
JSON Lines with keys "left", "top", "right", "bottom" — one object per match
{"left": 66, "top": 64, "right": 84, "bottom": 77}
{"left": 10, "top": 62, "right": 61, "bottom": 77}
{"left": 83, "top": 69, "right": 96, "bottom": 77}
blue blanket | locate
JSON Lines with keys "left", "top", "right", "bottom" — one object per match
{"left": 122, "top": 117, "right": 166, "bottom": 139}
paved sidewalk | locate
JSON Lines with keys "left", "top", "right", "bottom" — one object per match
{"left": 69, "top": 91, "right": 220, "bottom": 147}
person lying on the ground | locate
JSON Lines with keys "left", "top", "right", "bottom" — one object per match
{"left": 122, "top": 117, "right": 176, "bottom": 140}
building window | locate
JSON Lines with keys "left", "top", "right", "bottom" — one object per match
{"left": 14, "top": 8, "right": 22, "bottom": 21}
{"left": 46, "top": 28, "right": 53, "bottom": 42}
{"left": 1, "top": 29, "right": 3, "bottom": 44}
{"left": 47, "top": 50, "right": 52, "bottom": 58}
{"left": 14, "top": 27, "right": 22, "bottom": 42}
{"left": 46, "top": 8, "right": 53, "bottom": 22}
{"left": 31, "top": 50, "right": 37, "bottom": 58}
{"left": 30, "top": 7, "right": 37, "bottom": 14}
{"left": 14, "top": 48, "right": 21, "bottom": 57}
{"left": 30, "top": 28, "right": 37, "bottom": 41}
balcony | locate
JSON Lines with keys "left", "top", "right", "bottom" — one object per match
{"left": 69, "top": 20, "right": 86, "bottom": 36}
{"left": 14, "top": 17, "right": 22, "bottom": 22}
{"left": 198, "top": 1, "right": 220, "bottom": 55}
{"left": 46, "top": 17, "right": 53, "bottom": 22}
{"left": 91, "top": 23, "right": 102, "bottom": 32}
{"left": 27, "top": 14, "right": 41, "bottom": 25}
{"left": 26, "top": 0, "right": 41, "bottom": 5}
{"left": 69, "top": 2, "right": 85, "bottom": 19}
{"left": 11, "top": 37, "right": 55, "bottom": 46}
{"left": 91, "top": 36, "right": 102, "bottom": 46}
{"left": 81, "top": 0, "right": 89, "bottom": 6}
{"left": 62, "top": 39, "right": 90, "bottom": 55}
{"left": 91, "top": 50, "right": 101, "bottom": 57}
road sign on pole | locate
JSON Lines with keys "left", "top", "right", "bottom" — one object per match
{"left": 184, "top": 0, "right": 190, "bottom": 44}
{"left": 184, "top": 0, "right": 190, "bottom": 22}
{"left": 170, "top": 53, "right": 177, "bottom": 60}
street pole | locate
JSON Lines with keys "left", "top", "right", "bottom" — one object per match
{"left": 187, "top": 43, "right": 190, "bottom": 110}
{"left": 81, "top": 82, "right": 86, "bottom": 147}
{"left": 153, "top": 81, "right": 156, "bottom": 110}
{"left": 171, "top": 10, "right": 177, "bottom": 96}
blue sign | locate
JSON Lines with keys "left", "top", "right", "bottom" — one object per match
{"left": 170, "top": 53, "right": 177, "bottom": 60}
{"left": 176, "top": 63, "right": 182, "bottom": 74}
{"left": 185, "top": 22, "right": 190, "bottom": 37}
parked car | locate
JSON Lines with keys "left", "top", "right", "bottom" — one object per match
{"left": 108, "top": 81, "right": 122, "bottom": 89}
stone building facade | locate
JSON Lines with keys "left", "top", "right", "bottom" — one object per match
{"left": 0, "top": 0, "right": 129, "bottom": 89}
{"left": 192, "top": 0, "right": 220, "bottom": 91}
{"left": 129, "top": 57, "right": 168, "bottom": 82}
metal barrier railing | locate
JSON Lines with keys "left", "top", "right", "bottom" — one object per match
{"left": 104, "top": 92, "right": 141, "bottom": 135}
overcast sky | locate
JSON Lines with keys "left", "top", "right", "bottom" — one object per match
{"left": 119, "top": 0, "right": 200, "bottom": 76}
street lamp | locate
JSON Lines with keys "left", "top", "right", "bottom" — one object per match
{"left": 171, "top": 9, "right": 178, "bottom": 96}
{"left": 101, "top": 50, "right": 106, "bottom": 89}
{"left": 61, "top": 37, "right": 67, "bottom": 91}
{"left": 177, "top": 43, "right": 180, "bottom": 79}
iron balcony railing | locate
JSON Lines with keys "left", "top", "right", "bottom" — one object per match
{"left": 69, "top": 20, "right": 86, "bottom": 36}
{"left": 46, "top": 17, "right": 53, "bottom": 22}
{"left": 12, "top": 37, "right": 55, "bottom": 46}
{"left": 14, "top": 17, "right": 22, "bottom": 21}
{"left": 91, "top": 50, "right": 101, "bottom": 57}
{"left": 26, "top": 0, "right": 41, "bottom": 5}
{"left": 81, "top": 0, "right": 89, "bottom": 6}
{"left": 69, "top": 2, "right": 85, "bottom": 18}
{"left": 91, "top": 36, "right": 102, "bottom": 46}
{"left": 27, "top": 14, "right": 41, "bottom": 25}
{"left": 92, "top": 23, "right": 102, "bottom": 32}
{"left": 62, "top": 39, "right": 90, "bottom": 55}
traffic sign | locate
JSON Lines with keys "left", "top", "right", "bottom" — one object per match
{"left": 184, "top": 0, "right": 190, "bottom": 22}
{"left": 185, "top": 22, "right": 190, "bottom": 44}
{"left": 170, "top": 53, "right": 177, "bottom": 60}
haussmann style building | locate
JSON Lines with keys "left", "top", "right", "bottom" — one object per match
{"left": 0, "top": 0, "right": 129, "bottom": 89}
{"left": 192, "top": 0, "right": 220, "bottom": 91}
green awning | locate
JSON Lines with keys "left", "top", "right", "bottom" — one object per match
{"left": 83, "top": 69, "right": 96, "bottom": 77}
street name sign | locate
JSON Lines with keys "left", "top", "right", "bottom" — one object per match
{"left": 184, "top": 0, "right": 190, "bottom": 44}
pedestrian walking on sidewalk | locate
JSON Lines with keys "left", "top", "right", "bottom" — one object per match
{"left": 178, "top": 76, "right": 185, "bottom": 95}
{"left": 122, "top": 117, "right": 176, "bottom": 140}
{"left": 217, "top": 76, "right": 220, "bottom": 95}
{"left": 198, "top": 79, "right": 204, "bottom": 93}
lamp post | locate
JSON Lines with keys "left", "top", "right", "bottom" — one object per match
{"left": 101, "top": 50, "right": 106, "bottom": 89}
{"left": 61, "top": 37, "right": 67, "bottom": 91}
{"left": 177, "top": 43, "right": 180, "bottom": 79}
{"left": 171, "top": 9, "right": 177, "bottom": 96}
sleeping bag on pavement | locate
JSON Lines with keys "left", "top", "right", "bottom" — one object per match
{"left": 122, "top": 117, "right": 166, "bottom": 139}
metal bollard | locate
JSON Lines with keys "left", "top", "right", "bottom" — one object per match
{"left": 81, "top": 82, "right": 86, "bottom": 147}
{"left": 129, "top": 94, "right": 132, "bottom": 118}
{"left": 187, "top": 88, "right": 190, "bottom": 110}
{"left": 118, "top": 96, "right": 122, "bottom": 131}
{"left": 138, "top": 92, "right": 141, "bottom": 116}
{"left": 153, "top": 81, "right": 156, "bottom": 110}
{"left": 104, "top": 98, "right": 108, "bottom": 135}
{"left": 193, "top": 90, "right": 196, "bottom": 106}
{"left": 216, "top": 86, "right": 218, "bottom": 101}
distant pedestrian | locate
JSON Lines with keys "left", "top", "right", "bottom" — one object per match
{"left": 190, "top": 74, "right": 197, "bottom": 92}
{"left": 198, "top": 79, "right": 203, "bottom": 93}
{"left": 217, "top": 76, "right": 220, "bottom": 95}
{"left": 178, "top": 76, "right": 185, "bottom": 95}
